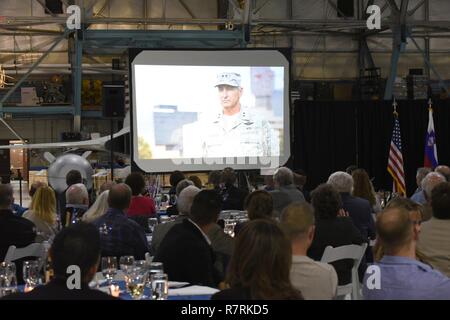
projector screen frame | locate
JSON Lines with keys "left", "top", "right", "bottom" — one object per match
{"left": 128, "top": 48, "right": 292, "bottom": 174}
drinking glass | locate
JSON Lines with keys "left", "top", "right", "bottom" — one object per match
{"left": 0, "top": 262, "right": 17, "bottom": 297}
{"left": 127, "top": 266, "right": 147, "bottom": 300}
{"left": 148, "top": 262, "right": 164, "bottom": 299}
{"left": 148, "top": 217, "right": 158, "bottom": 233}
{"left": 224, "top": 219, "right": 236, "bottom": 237}
{"left": 151, "top": 273, "right": 168, "bottom": 300}
{"left": 119, "top": 256, "right": 135, "bottom": 274}
{"left": 101, "top": 257, "right": 117, "bottom": 285}
{"left": 23, "top": 261, "right": 39, "bottom": 291}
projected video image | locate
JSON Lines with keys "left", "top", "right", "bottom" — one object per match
{"left": 131, "top": 50, "right": 290, "bottom": 172}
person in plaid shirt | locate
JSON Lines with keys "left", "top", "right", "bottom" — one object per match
{"left": 93, "top": 183, "right": 149, "bottom": 260}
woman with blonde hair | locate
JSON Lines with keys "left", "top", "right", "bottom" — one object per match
{"left": 82, "top": 190, "right": 110, "bottom": 223}
{"left": 23, "top": 185, "right": 58, "bottom": 242}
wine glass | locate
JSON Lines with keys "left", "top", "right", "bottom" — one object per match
{"left": 101, "top": 257, "right": 117, "bottom": 285}
{"left": 23, "top": 261, "right": 39, "bottom": 291}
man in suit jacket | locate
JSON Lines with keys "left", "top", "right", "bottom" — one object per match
{"left": 0, "top": 184, "right": 36, "bottom": 262}
{"left": 2, "top": 223, "right": 117, "bottom": 300}
{"left": 270, "top": 167, "right": 305, "bottom": 217}
{"left": 327, "top": 171, "right": 375, "bottom": 242}
{"left": 154, "top": 190, "right": 224, "bottom": 288}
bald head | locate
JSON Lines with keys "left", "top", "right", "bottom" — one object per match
{"left": 0, "top": 184, "right": 13, "bottom": 209}
{"left": 108, "top": 183, "right": 132, "bottom": 211}
{"left": 421, "top": 172, "right": 446, "bottom": 201}
{"left": 376, "top": 208, "right": 414, "bottom": 254}
{"left": 435, "top": 165, "right": 450, "bottom": 182}
{"left": 66, "top": 183, "right": 89, "bottom": 205}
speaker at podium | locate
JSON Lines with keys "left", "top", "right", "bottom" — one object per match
{"left": 102, "top": 82, "right": 125, "bottom": 118}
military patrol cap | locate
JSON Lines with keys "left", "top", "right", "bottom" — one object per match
{"left": 215, "top": 72, "right": 241, "bottom": 87}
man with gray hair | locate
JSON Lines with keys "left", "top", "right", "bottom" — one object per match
{"left": 64, "top": 183, "right": 89, "bottom": 227}
{"left": 410, "top": 167, "right": 432, "bottom": 205}
{"left": 327, "top": 171, "right": 375, "bottom": 264}
{"left": 435, "top": 165, "right": 450, "bottom": 182}
{"left": 166, "top": 179, "right": 194, "bottom": 216}
{"left": 151, "top": 185, "right": 200, "bottom": 253}
{"left": 270, "top": 167, "right": 305, "bottom": 217}
{"left": 420, "top": 171, "right": 446, "bottom": 221}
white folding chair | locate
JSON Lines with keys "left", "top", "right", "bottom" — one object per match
{"left": 320, "top": 243, "right": 368, "bottom": 300}
{"left": 4, "top": 242, "right": 48, "bottom": 271}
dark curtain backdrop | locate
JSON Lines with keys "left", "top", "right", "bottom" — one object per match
{"left": 293, "top": 99, "right": 450, "bottom": 196}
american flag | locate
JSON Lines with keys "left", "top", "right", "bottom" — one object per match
{"left": 387, "top": 113, "right": 406, "bottom": 196}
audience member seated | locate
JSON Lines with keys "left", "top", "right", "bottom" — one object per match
{"left": 153, "top": 186, "right": 233, "bottom": 275}
{"left": 351, "top": 169, "right": 382, "bottom": 213}
{"left": 328, "top": 171, "right": 375, "bottom": 243}
{"left": 125, "top": 173, "right": 156, "bottom": 231}
{"left": 151, "top": 186, "right": 200, "bottom": 253}
{"left": 234, "top": 190, "right": 273, "bottom": 236}
{"left": 417, "top": 182, "right": 450, "bottom": 276}
{"left": 270, "top": 167, "right": 305, "bottom": 217}
{"left": 98, "top": 181, "right": 116, "bottom": 196}
{"left": 168, "top": 170, "right": 186, "bottom": 204}
{"left": 293, "top": 169, "right": 310, "bottom": 202}
{"left": 23, "top": 185, "right": 59, "bottom": 242}
{"left": 92, "top": 183, "right": 149, "bottom": 260}
{"left": 307, "top": 184, "right": 364, "bottom": 285}
{"left": 2, "top": 223, "right": 117, "bottom": 300}
{"left": 82, "top": 190, "right": 110, "bottom": 223}
{"left": 206, "top": 170, "right": 222, "bottom": 191}
{"left": 419, "top": 171, "right": 446, "bottom": 221}
{"left": 212, "top": 219, "right": 303, "bottom": 300}
{"left": 220, "top": 167, "right": 248, "bottom": 211}
{"left": 281, "top": 202, "right": 338, "bottom": 300}
{"left": 262, "top": 174, "right": 275, "bottom": 192}
{"left": 374, "top": 197, "right": 429, "bottom": 264}
{"left": 188, "top": 175, "right": 203, "bottom": 189}
{"left": 64, "top": 183, "right": 89, "bottom": 227}
{"left": 0, "top": 184, "right": 36, "bottom": 285}
{"left": 0, "top": 185, "right": 36, "bottom": 254}
{"left": 410, "top": 167, "right": 432, "bottom": 204}
{"left": 363, "top": 207, "right": 450, "bottom": 299}
{"left": 57, "top": 170, "right": 82, "bottom": 221}
{"left": 154, "top": 190, "right": 224, "bottom": 288}
{"left": 435, "top": 165, "right": 450, "bottom": 182}
{"left": 166, "top": 179, "right": 194, "bottom": 216}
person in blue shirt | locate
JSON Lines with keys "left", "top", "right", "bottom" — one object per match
{"left": 410, "top": 167, "right": 432, "bottom": 205}
{"left": 363, "top": 206, "right": 450, "bottom": 300}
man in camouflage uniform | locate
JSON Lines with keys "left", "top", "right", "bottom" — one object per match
{"left": 201, "top": 72, "right": 279, "bottom": 158}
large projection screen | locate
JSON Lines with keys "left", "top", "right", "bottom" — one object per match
{"left": 131, "top": 50, "right": 290, "bottom": 172}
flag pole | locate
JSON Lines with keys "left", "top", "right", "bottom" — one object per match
{"left": 392, "top": 97, "right": 398, "bottom": 116}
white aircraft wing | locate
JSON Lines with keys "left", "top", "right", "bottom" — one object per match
{"left": 0, "top": 126, "right": 130, "bottom": 150}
